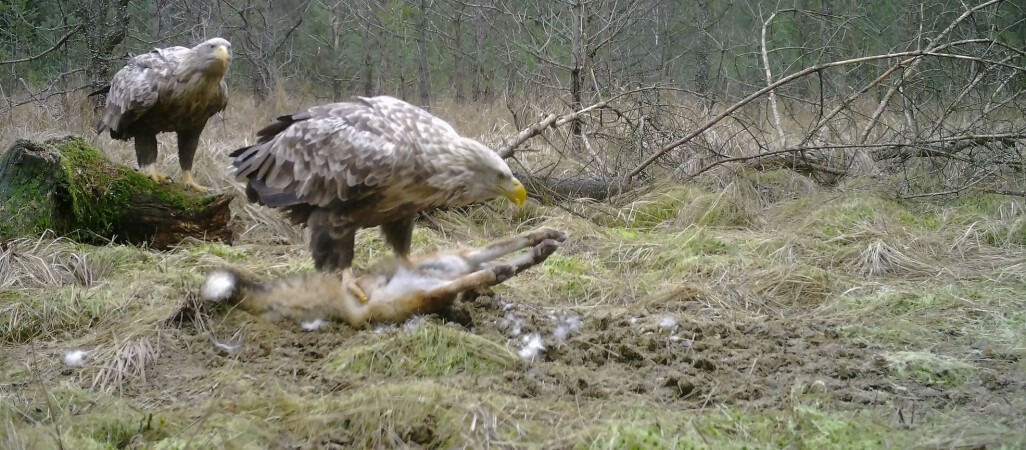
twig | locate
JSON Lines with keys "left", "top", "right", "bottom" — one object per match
{"left": 625, "top": 35, "right": 1020, "bottom": 182}
{"left": 496, "top": 86, "right": 655, "bottom": 158}
{"left": 17, "top": 78, "right": 56, "bottom": 121}
{"left": 898, "top": 166, "right": 1000, "bottom": 199}
{"left": 859, "top": 0, "right": 1002, "bottom": 144}
{"left": 682, "top": 133, "right": 1026, "bottom": 180}
{"left": 0, "top": 25, "right": 82, "bottom": 66}
{"left": 761, "top": 9, "right": 790, "bottom": 150}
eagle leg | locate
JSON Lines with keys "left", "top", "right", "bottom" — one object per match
{"left": 177, "top": 129, "right": 208, "bottom": 192}
{"left": 310, "top": 221, "right": 357, "bottom": 272}
{"left": 380, "top": 217, "right": 416, "bottom": 266}
{"left": 135, "top": 134, "right": 170, "bottom": 184}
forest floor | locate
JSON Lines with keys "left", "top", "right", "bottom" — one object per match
{"left": 2, "top": 98, "right": 1026, "bottom": 448}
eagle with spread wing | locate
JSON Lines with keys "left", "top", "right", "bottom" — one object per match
{"left": 229, "top": 96, "right": 527, "bottom": 272}
{"left": 95, "top": 38, "right": 232, "bottom": 192}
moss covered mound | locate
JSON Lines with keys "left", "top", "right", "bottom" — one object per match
{"left": 0, "top": 136, "right": 233, "bottom": 248}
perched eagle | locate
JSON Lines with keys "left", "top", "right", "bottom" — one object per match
{"left": 229, "top": 96, "right": 527, "bottom": 272}
{"left": 95, "top": 38, "right": 232, "bottom": 192}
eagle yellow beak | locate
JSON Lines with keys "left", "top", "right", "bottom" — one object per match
{"left": 503, "top": 178, "right": 527, "bottom": 207}
{"left": 215, "top": 45, "right": 229, "bottom": 65}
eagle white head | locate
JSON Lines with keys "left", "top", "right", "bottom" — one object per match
{"left": 445, "top": 137, "right": 527, "bottom": 207}
{"left": 192, "top": 38, "right": 232, "bottom": 75}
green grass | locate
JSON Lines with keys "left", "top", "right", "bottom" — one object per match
{"left": 322, "top": 322, "right": 520, "bottom": 377}
{"left": 4, "top": 180, "right": 1026, "bottom": 449}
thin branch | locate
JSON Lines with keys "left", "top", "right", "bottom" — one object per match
{"left": 761, "top": 9, "right": 789, "bottom": 150}
{"left": 0, "top": 25, "right": 82, "bottom": 66}
{"left": 624, "top": 45, "right": 1021, "bottom": 182}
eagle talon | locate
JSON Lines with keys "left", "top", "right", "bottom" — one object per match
{"left": 348, "top": 282, "right": 369, "bottom": 304}
{"left": 141, "top": 167, "right": 170, "bottom": 185}
{"left": 180, "top": 171, "right": 209, "bottom": 193}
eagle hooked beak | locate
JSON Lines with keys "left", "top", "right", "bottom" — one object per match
{"left": 215, "top": 45, "right": 230, "bottom": 66}
{"left": 503, "top": 178, "right": 527, "bottom": 207}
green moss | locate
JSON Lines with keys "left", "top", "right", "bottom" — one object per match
{"left": 624, "top": 187, "right": 695, "bottom": 228}
{"left": 51, "top": 137, "right": 214, "bottom": 238}
{"left": 956, "top": 192, "right": 1013, "bottom": 215}
{"left": 1, "top": 137, "right": 217, "bottom": 242}
{"left": 802, "top": 196, "right": 910, "bottom": 237}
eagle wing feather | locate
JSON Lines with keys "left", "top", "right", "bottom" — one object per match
{"left": 232, "top": 97, "right": 460, "bottom": 209}
{"left": 96, "top": 47, "right": 185, "bottom": 135}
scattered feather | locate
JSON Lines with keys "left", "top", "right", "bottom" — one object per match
{"left": 404, "top": 316, "right": 423, "bottom": 331}
{"left": 553, "top": 315, "right": 581, "bottom": 343}
{"left": 518, "top": 333, "right": 545, "bottom": 359}
{"left": 64, "top": 349, "right": 89, "bottom": 367}
{"left": 658, "top": 316, "right": 677, "bottom": 329}
{"left": 500, "top": 312, "right": 523, "bottom": 336}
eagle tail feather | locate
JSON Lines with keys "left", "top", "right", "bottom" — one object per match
{"left": 247, "top": 179, "right": 300, "bottom": 207}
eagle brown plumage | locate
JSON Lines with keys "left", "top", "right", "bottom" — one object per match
{"left": 95, "top": 38, "right": 232, "bottom": 192}
{"left": 229, "top": 96, "right": 527, "bottom": 273}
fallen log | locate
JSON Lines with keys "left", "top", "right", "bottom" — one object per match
{"left": 0, "top": 136, "right": 234, "bottom": 249}
{"left": 515, "top": 171, "right": 626, "bottom": 201}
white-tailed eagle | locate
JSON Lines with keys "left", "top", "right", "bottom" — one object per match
{"left": 229, "top": 96, "right": 527, "bottom": 272}
{"left": 95, "top": 38, "right": 232, "bottom": 192}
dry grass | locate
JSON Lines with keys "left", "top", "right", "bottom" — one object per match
{"left": 2, "top": 92, "right": 1026, "bottom": 448}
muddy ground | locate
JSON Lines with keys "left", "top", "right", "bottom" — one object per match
{"left": 3, "top": 180, "right": 1026, "bottom": 448}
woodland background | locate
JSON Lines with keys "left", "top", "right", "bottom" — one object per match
{"left": 3, "top": 2, "right": 1026, "bottom": 448}
{"left": 2, "top": 0, "right": 1024, "bottom": 195}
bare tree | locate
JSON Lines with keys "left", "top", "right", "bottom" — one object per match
{"left": 78, "top": 0, "right": 130, "bottom": 93}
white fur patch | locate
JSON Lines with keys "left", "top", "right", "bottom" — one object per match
{"left": 300, "top": 318, "right": 327, "bottom": 331}
{"left": 374, "top": 265, "right": 447, "bottom": 303}
{"left": 200, "top": 270, "right": 236, "bottom": 301}
{"left": 64, "top": 349, "right": 89, "bottom": 368}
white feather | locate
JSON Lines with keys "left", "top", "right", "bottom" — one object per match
{"left": 64, "top": 350, "right": 89, "bottom": 367}
{"left": 518, "top": 333, "right": 545, "bottom": 359}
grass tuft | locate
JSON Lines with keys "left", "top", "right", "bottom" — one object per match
{"left": 322, "top": 322, "right": 519, "bottom": 377}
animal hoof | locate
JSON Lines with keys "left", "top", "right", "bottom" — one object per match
{"left": 533, "top": 239, "right": 560, "bottom": 259}
{"left": 540, "top": 228, "right": 568, "bottom": 242}
{"left": 492, "top": 264, "right": 516, "bottom": 283}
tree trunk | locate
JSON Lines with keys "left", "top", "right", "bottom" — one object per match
{"left": 693, "top": 0, "right": 711, "bottom": 95}
{"left": 473, "top": 5, "right": 487, "bottom": 101}
{"left": 361, "top": 19, "right": 375, "bottom": 96}
{"left": 570, "top": 0, "right": 586, "bottom": 153}
{"left": 78, "top": 0, "right": 131, "bottom": 107}
{"left": 452, "top": 4, "right": 465, "bottom": 104}
{"left": 0, "top": 137, "right": 234, "bottom": 250}
{"left": 416, "top": 0, "right": 432, "bottom": 108}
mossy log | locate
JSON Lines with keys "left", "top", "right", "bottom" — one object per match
{"left": 0, "top": 136, "right": 234, "bottom": 249}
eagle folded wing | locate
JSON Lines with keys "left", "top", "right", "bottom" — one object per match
{"left": 232, "top": 99, "right": 442, "bottom": 209}
{"left": 98, "top": 49, "right": 178, "bottom": 134}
